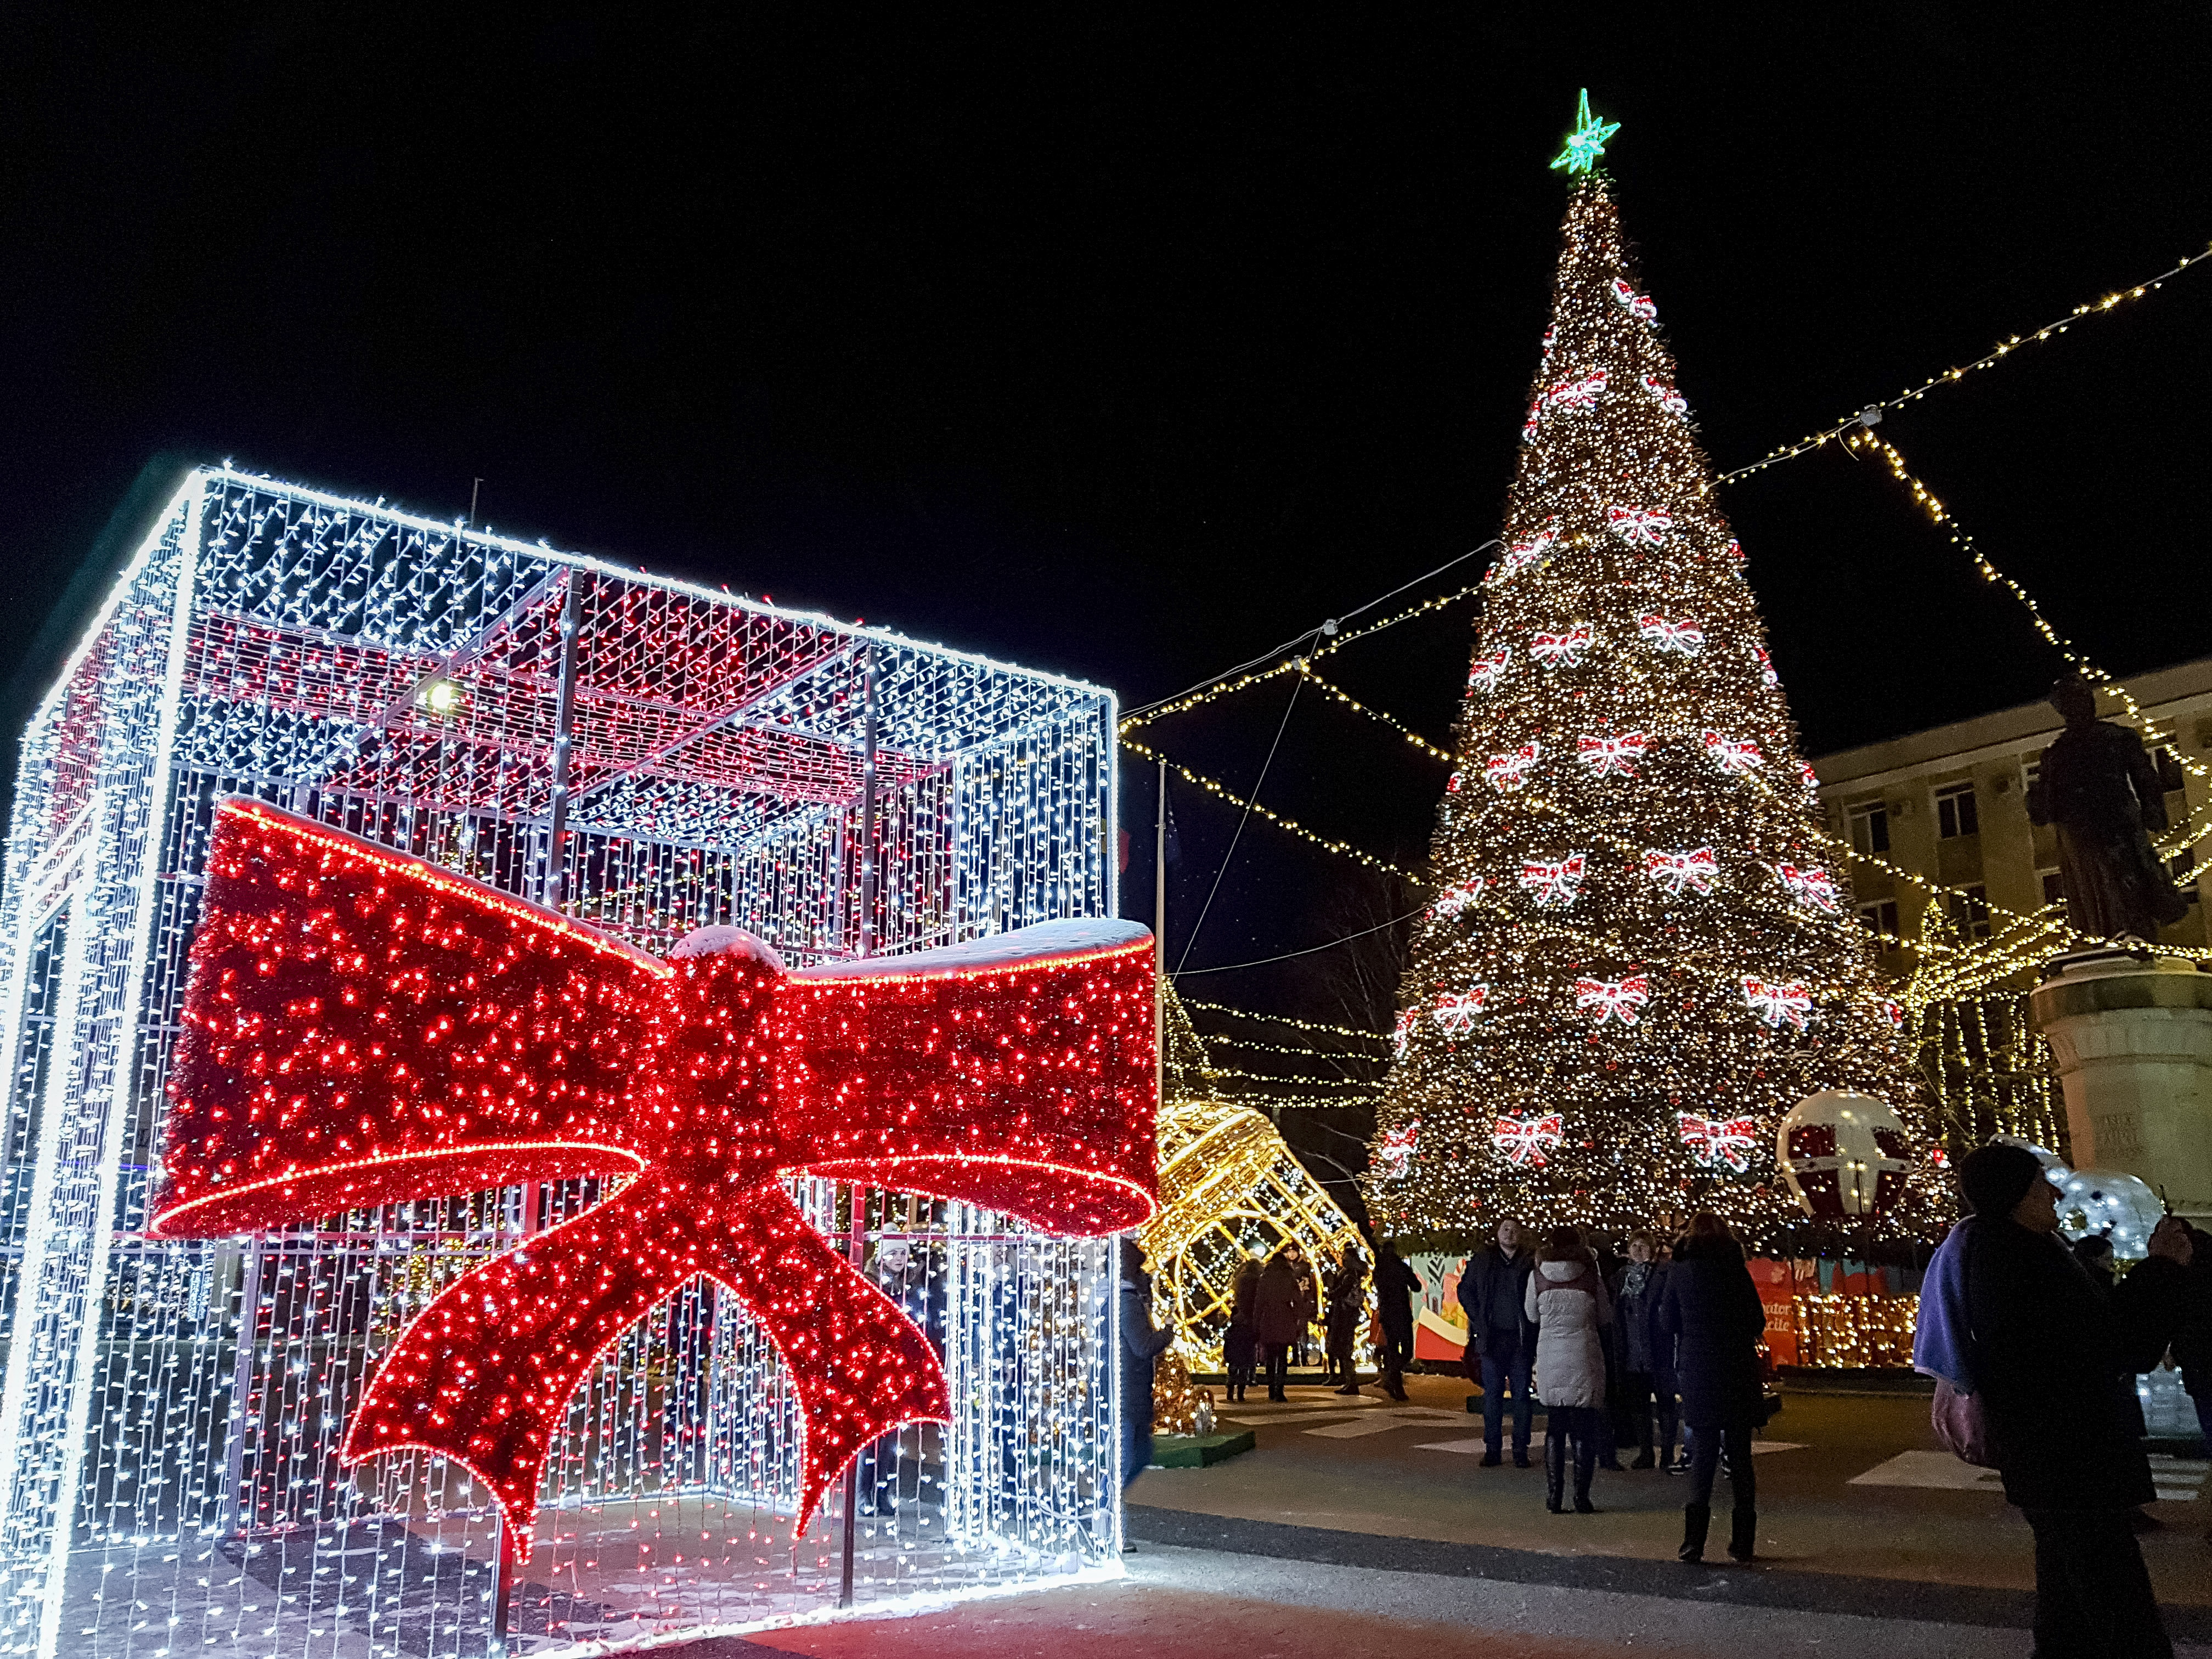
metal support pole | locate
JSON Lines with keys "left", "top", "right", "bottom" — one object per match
{"left": 223, "top": 1237, "right": 263, "bottom": 1536}
{"left": 838, "top": 1183, "right": 868, "bottom": 1609}
{"left": 839, "top": 657, "right": 880, "bottom": 1607}
{"left": 489, "top": 571, "right": 580, "bottom": 1651}
{"left": 489, "top": 1526, "right": 517, "bottom": 1657}
{"left": 544, "top": 573, "right": 585, "bottom": 913}
{"left": 857, "top": 646, "right": 880, "bottom": 958}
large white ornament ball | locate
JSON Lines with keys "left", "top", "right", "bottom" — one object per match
{"left": 2053, "top": 1168, "right": 2164, "bottom": 1260}
{"left": 1776, "top": 1091, "right": 1909, "bottom": 1219}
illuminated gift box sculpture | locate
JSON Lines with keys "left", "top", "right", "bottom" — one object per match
{"left": 0, "top": 467, "right": 1148, "bottom": 1659}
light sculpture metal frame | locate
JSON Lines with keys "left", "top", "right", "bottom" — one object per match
{"left": 0, "top": 466, "right": 1125, "bottom": 1658}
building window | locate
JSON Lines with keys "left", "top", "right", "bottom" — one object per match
{"left": 2040, "top": 868, "right": 2065, "bottom": 907}
{"left": 1847, "top": 800, "right": 1889, "bottom": 856}
{"left": 1946, "top": 883, "right": 1992, "bottom": 941}
{"left": 1858, "top": 899, "right": 1899, "bottom": 939}
{"left": 1935, "top": 781, "right": 1979, "bottom": 839}
{"left": 2155, "top": 746, "right": 2186, "bottom": 793}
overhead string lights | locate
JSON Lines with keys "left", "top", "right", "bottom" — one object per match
{"left": 1715, "top": 239, "right": 2212, "bottom": 487}
{"left": 1118, "top": 733, "right": 1421, "bottom": 881}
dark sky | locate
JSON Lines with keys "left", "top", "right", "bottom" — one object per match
{"left": 6, "top": 5, "right": 2211, "bottom": 1007}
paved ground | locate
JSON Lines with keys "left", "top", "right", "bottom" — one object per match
{"left": 1130, "top": 1373, "right": 2212, "bottom": 1601}
{"left": 658, "top": 1372, "right": 2212, "bottom": 1658}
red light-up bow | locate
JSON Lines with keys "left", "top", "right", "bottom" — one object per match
{"left": 1644, "top": 846, "right": 1718, "bottom": 896}
{"left": 1574, "top": 975, "right": 1649, "bottom": 1025}
{"left": 148, "top": 802, "right": 1157, "bottom": 1557}
{"left": 1742, "top": 975, "right": 1814, "bottom": 1029}
{"left": 1576, "top": 732, "right": 1647, "bottom": 778}
{"left": 1607, "top": 506, "right": 1673, "bottom": 545}
{"left": 1773, "top": 862, "right": 1840, "bottom": 913}
{"left": 1484, "top": 743, "right": 1541, "bottom": 792}
{"left": 1392, "top": 1008, "right": 1418, "bottom": 1060}
{"left": 1376, "top": 1121, "right": 1419, "bottom": 1180}
{"left": 1467, "top": 648, "right": 1512, "bottom": 691}
{"left": 1641, "top": 375, "right": 1688, "bottom": 417}
{"left": 1544, "top": 371, "right": 1608, "bottom": 414}
{"left": 1493, "top": 1113, "right": 1564, "bottom": 1167}
{"left": 1636, "top": 614, "right": 1704, "bottom": 656}
{"left": 1517, "top": 855, "right": 1587, "bottom": 909}
{"left": 1489, "top": 522, "right": 1557, "bottom": 585}
{"left": 1528, "top": 625, "right": 1594, "bottom": 669}
{"left": 1432, "top": 986, "right": 1489, "bottom": 1034}
{"left": 1430, "top": 876, "right": 1488, "bottom": 921}
{"left": 1701, "top": 730, "right": 1764, "bottom": 775}
{"left": 1611, "top": 278, "right": 1656, "bottom": 321}
{"left": 1752, "top": 645, "right": 1779, "bottom": 689}
{"left": 1677, "top": 1112, "right": 1758, "bottom": 1174}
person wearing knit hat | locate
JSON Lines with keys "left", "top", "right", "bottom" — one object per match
{"left": 1955, "top": 1139, "right": 2192, "bottom": 1656}
{"left": 1956, "top": 1142, "right": 2048, "bottom": 1223}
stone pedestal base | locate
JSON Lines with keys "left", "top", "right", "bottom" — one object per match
{"left": 2028, "top": 953, "right": 2212, "bottom": 1221}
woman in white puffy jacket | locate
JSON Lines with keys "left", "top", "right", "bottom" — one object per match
{"left": 1524, "top": 1224, "right": 1613, "bottom": 1515}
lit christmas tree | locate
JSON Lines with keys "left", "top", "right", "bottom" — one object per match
{"left": 1365, "top": 99, "right": 1936, "bottom": 1246}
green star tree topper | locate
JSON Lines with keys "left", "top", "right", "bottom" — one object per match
{"left": 1365, "top": 111, "right": 1939, "bottom": 1246}
{"left": 1550, "top": 88, "right": 1621, "bottom": 176}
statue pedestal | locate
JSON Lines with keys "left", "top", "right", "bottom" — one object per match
{"left": 2028, "top": 953, "right": 2212, "bottom": 1221}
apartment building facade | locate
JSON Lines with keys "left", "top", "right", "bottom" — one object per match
{"left": 1809, "top": 656, "right": 2212, "bottom": 972}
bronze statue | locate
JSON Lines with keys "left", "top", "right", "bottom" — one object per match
{"left": 2024, "top": 677, "right": 2189, "bottom": 944}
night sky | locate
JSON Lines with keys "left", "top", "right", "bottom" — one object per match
{"left": 7, "top": 7, "right": 2211, "bottom": 1024}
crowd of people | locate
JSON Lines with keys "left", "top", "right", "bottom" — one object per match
{"left": 1440, "top": 1211, "right": 1770, "bottom": 1558}
{"left": 1118, "top": 1146, "right": 2212, "bottom": 1657}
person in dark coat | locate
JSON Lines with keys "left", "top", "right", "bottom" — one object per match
{"left": 1222, "top": 1256, "right": 1261, "bottom": 1403}
{"left": 1955, "top": 1142, "right": 2192, "bottom": 1656}
{"left": 1324, "top": 1246, "right": 1369, "bottom": 1395}
{"left": 1456, "top": 1217, "right": 1538, "bottom": 1466}
{"left": 1118, "top": 1237, "right": 1177, "bottom": 1494}
{"left": 1254, "top": 1242, "right": 1317, "bottom": 1401}
{"left": 1609, "top": 1231, "right": 1678, "bottom": 1470}
{"left": 2171, "top": 1223, "right": 2212, "bottom": 1470}
{"left": 1372, "top": 1240, "right": 1420, "bottom": 1401}
{"left": 1658, "top": 1212, "right": 1765, "bottom": 1564}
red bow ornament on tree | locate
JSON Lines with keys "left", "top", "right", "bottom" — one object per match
{"left": 1677, "top": 1113, "right": 1758, "bottom": 1174}
{"left": 1376, "top": 1121, "right": 1419, "bottom": 1181}
{"left": 1606, "top": 506, "right": 1673, "bottom": 545}
{"left": 1576, "top": 732, "right": 1648, "bottom": 779}
{"left": 1643, "top": 846, "right": 1718, "bottom": 896}
{"left": 1635, "top": 614, "right": 1704, "bottom": 656}
{"left": 1467, "top": 648, "right": 1512, "bottom": 691}
{"left": 1517, "top": 854, "right": 1587, "bottom": 909}
{"left": 1493, "top": 1113, "right": 1564, "bottom": 1167}
{"left": 1483, "top": 743, "right": 1541, "bottom": 792}
{"left": 1772, "top": 862, "right": 1841, "bottom": 914}
{"left": 1574, "top": 975, "right": 1649, "bottom": 1025}
{"left": 1431, "top": 986, "right": 1489, "bottom": 1035}
{"left": 1742, "top": 975, "right": 1815, "bottom": 1030}
{"left": 148, "top": 802, "right": 1158, "bottom": 1558}
{"left": 1488, "top": 522, "right": 1558, "bottom": 585}
{"left": 1527, "top": 625, "right": 1595, "bottom": 669}
{"left": 1701, "top": 730, "right": 1765, "bottom": 775}
{"left": 1429, "top": 876, "right": 1488, "bottom": 921}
